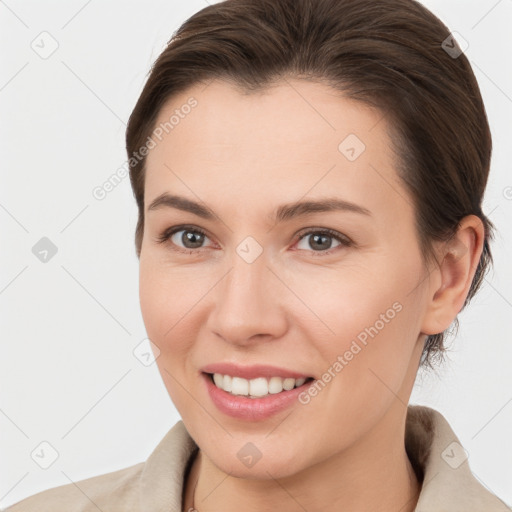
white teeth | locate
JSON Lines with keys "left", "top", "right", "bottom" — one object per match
{"left": 268, "top": 376, "right": 283, "bottom": 394}
{"left": 213, "top": 373, "right": 223, "bottom": 388}
{"left": 282, "top": 378, "right": 295, "bottom": 391}
{"left": 249, "top": 377, "right": 268, "bottom": 397}
{"left": 223, "top": 374, "right": 232, "bottom": 392}
{"left": 211, "top": 373, "right": 309, "bottom": 397}
{"left": 231, "top": 376, "right": 249, "bottom": 396}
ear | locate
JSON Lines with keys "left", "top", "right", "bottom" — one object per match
{"left": 420, "top": 215, "right": 485, "bottom": 336}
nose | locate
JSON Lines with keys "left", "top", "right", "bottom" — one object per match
{"left": 206, "top": 249, "right": 288, "bottom": 346}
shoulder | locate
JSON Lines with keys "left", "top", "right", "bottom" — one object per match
{"left": 407, "top": 405, "right": 511, "bottom": 511}
{"left": 2, "top": 420, "right": 197, "bottom": 512}
{"left": 2, "top": 461, "right": 145, "bottom": 512}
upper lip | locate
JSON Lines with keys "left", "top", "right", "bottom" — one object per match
{"left": 201, "top": 362, "right": 312, "bottom": 380}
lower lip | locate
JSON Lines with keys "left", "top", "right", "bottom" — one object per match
{"left": 202, "top": 372, "right": 312, "bottom": 421}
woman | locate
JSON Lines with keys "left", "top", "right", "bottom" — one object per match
{"left": 5, "top": 0, "right": 510, "bottom": 510}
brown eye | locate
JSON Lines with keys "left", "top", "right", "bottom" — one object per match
{"left": 175, "top": 229, "right": 206, "bottom": 249}
{"left": 156, "top": 225, "right": 213, "bottom": 253}
{"left": 295, "top": 228, "right": 352, "bottom": 256}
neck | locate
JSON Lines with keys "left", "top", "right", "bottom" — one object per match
{"left": 183, "top": 400, "right": 421, "bottom": 512}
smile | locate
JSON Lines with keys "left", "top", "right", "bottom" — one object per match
{"left": 202, "top": 371, "right": 315, "bottom": 421}
{"left": 210, "top": 373, "right": 313, "bottom": 398}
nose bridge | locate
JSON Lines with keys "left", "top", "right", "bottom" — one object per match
{"left": 208, "top": 245, "right": 286, "bottom": 344}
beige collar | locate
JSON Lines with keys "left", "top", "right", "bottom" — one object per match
{"left": 138, "top": 405, "right": 510, "bottom": 511}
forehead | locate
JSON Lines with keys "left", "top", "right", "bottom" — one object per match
{"left": 148, "top": 78, "right": 389, "bottom": 162}
{"left": 144, "top": 78, "right": 410, "bottom": 224}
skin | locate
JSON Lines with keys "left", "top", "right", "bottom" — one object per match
{"left": 139, "top": 78, "right": 484, "bottom": 512}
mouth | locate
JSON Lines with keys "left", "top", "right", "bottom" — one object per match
{"left": 205, "top": 372, "right": 315, "bottom": 399}
{"left": 200, "top": 362, "right": 317, "bottom": 420}
{"left": 202, "top": 371, "right": 315, "bottom": 420}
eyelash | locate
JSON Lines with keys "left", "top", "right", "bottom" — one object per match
{"left": 155, "top": 224, "right": 353, "bottom": 257}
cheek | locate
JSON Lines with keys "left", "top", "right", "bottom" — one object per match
{"left": 300, "top": 253, "right": 424, "bottom": 386}
{"left": 138, "top": 259, "right": 191, "bottom": 365}
{"left": 286, "top": 277, "right": 423, "bottom": 461}
{"left": 139, "top": 264, "right": 166, "bottom": 343}
{"left": 139, "top": 254, "right": 193, "bottom": 338}
{"left": 139, "top": 261, "right": 197, "bottom": 409}
{"left": 138, "top": 256, "right": 216, "bottom": 379}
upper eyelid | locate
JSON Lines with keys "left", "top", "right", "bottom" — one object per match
{"left": 296, "top": 227, "right": 351, "bottom": 240}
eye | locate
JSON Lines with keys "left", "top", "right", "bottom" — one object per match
{"left": 155, "top": 225, "right": 353, "bottom": 257}
{"left": 155, "top": 225, "right": 214, "bottom": 254}
{"left": 294, "top": 228, "right": 352, "bottom": 256}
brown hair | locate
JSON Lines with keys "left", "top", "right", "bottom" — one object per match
{"left": 126, "top": 0, "right": 494, "bottom": 370}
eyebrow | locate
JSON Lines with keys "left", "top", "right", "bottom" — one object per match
{"left": 147, "top": 193, "right": 372, "bottom": 223}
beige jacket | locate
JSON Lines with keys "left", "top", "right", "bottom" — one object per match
{"left": 4, "top": 405, "right": 510, "bottom": 511}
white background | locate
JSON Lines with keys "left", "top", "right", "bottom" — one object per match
{"left": 1, "top": 0, "right": 511, "bottom": 508}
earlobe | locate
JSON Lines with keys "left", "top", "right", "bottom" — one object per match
{"left": 420, "top": 215, "right": 485, "bottom": 336}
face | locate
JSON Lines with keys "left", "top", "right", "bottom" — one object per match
{"left": 139, "top": 78, "right": 430, "bottom": 479}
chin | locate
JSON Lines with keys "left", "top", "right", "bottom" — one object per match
{"left": 198, "top": 429, "right": 313, "bottom": 480}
